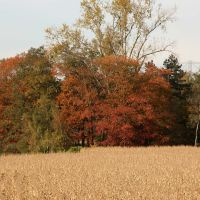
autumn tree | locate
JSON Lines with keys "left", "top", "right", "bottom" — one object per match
{"left": 0, "top": 56, "right": 24, "bottom": 153}
{"left": 79, "top": 0, "right": 175, "bottom": 64}
{"left": 92, "top": 56, "right": 172, "bottom": 146}
{"left": 57, "top": 66, "right": 104, "bottom": 147}
{"left": 91, "top": 56, "right": 139, "bottom": 145}
{"left": 46, "top": 0, "right": 175, "bottom": 70}
{"left": 46, "top": 25, "right": 99, "bottom": 68}
{"left": 0, "top": 47, "right": 63, "bottom": 153}
{"left": 187, "top": 73, "right": 200, "bottom": 146}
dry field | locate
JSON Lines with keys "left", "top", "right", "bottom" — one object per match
{"left": 0, "top": 147, "right": 200, "bottom": 200}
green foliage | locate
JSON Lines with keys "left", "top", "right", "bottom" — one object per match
{"left": 0, "top": 48, "right": 197, "bottom": 153}
{"left": 16, "top": 137, "right": 29, "bottom": 154}
{"left": 0, "top": 46, "right": 65, "bottom": 154}
{"left": 37, "top": 131, "right": 64, "bottom": 153}
{"left": 187, "top": 73, "right": 200, "bottom": 127}
{"left": 68, "top": 146, "right": 82, "bottom": 153}
{"left": 0, "top": 1, "right": 198, "bottom": 152}
{"left": 4, "top": 144, "right": 19, "bottom": 154}
{"left": 187, "top": 73, "right": 200, "bottom": 146}
{"left": 163, "top": 54, "right": 185, "bottom": 89}
{"left": 163, "top": 54, "right": 192, "bottom": 145}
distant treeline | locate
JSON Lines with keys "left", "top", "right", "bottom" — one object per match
{"left": 0, "top": 47, "right": 198, "bottom": 153}
{"left": 0, "top": 0, "right": 199, "bottom": 153}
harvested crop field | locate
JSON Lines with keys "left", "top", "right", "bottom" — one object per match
{"left": 0, "top": 147, "right": 200, "bottom": 200}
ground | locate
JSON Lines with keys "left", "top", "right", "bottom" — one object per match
{"left": 0, "top": 147, "right": 200, "bottom": 200}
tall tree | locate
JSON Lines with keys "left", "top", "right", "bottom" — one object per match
{"left": 0, "top": 47, "right": 63, "bottom": 153}
{"left": 57, "top": 66, "right": 104, "bottom": 147}
{"left": 163, "top": 54, "right": 184, "bottom": 89}
{"left": 93, "top": 57, "right": 172, "bottom": 146}
{"left": 163, "top": 54, "right": 192, "bottom": 145}
{"left": 46, "top": 25, "right": 99, "bottom": 68}
{"left": 46, "top": 0, "right": 175, "bottom": 70}
{"left": 187, "top": 73, "right": 200, "bottom": 146}
{"left": 78, "top": 0, "right": 175, "bottom": 65}
{"left": 0, "top": 56, "right": 24, "bottom": 153}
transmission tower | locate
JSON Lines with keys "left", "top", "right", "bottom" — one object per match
{"left": 182, "top": 61, "right": 200, "bottom": 73}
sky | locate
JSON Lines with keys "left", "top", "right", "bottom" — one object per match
{"left": 0, "top": 0, "right": 200, "bottom": 69}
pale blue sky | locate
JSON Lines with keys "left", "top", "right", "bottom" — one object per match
{"left": 0, "top": 0, "right": 200, "bottom": 67}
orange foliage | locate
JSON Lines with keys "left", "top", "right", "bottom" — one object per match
{"left": 57, "top": 66, "right": 104, "bottom": 146}
{"left": 0, "top": 56, "right": 23, "bottom": 144}
{"left": 58, "top": 56, "right": 173, "bottom": 146}
{"left": 93, "top": 57, "right": 171, "bottom": 145}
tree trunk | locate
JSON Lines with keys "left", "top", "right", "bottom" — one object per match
{"left": 81, "top": 133, "right": 85, "bottom": 147}
{"left": 91, "top": 136, "right": 94, "bottom": 145}
{"left": 195, "top": 121, "right": 199, "bottom": 147}
{"left": 86, "top": 136, "right": 90, "bottom": 147}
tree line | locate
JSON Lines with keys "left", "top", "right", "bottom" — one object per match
{"left": 0, "top": 0, "right": 199, "bottom": 153}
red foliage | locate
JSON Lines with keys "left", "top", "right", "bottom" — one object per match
{"left": 57, "top": 66, "right": 103, "bottom": 146}
{"left": 0, "top": 56, "right": 23, "bottom": 145}
{"left": 93, "top": 56, "right": 172, "bottom": 146}
{"left": 58, "top": 56, "right": 173, "bottom": 146}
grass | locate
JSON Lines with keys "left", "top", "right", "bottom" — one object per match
{"left": 0, "top": 147, "right": 200, "bottom": 199}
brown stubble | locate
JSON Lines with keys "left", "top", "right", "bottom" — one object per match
{"left": 0, "top": 147, "right": 200, "bottom": 200}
